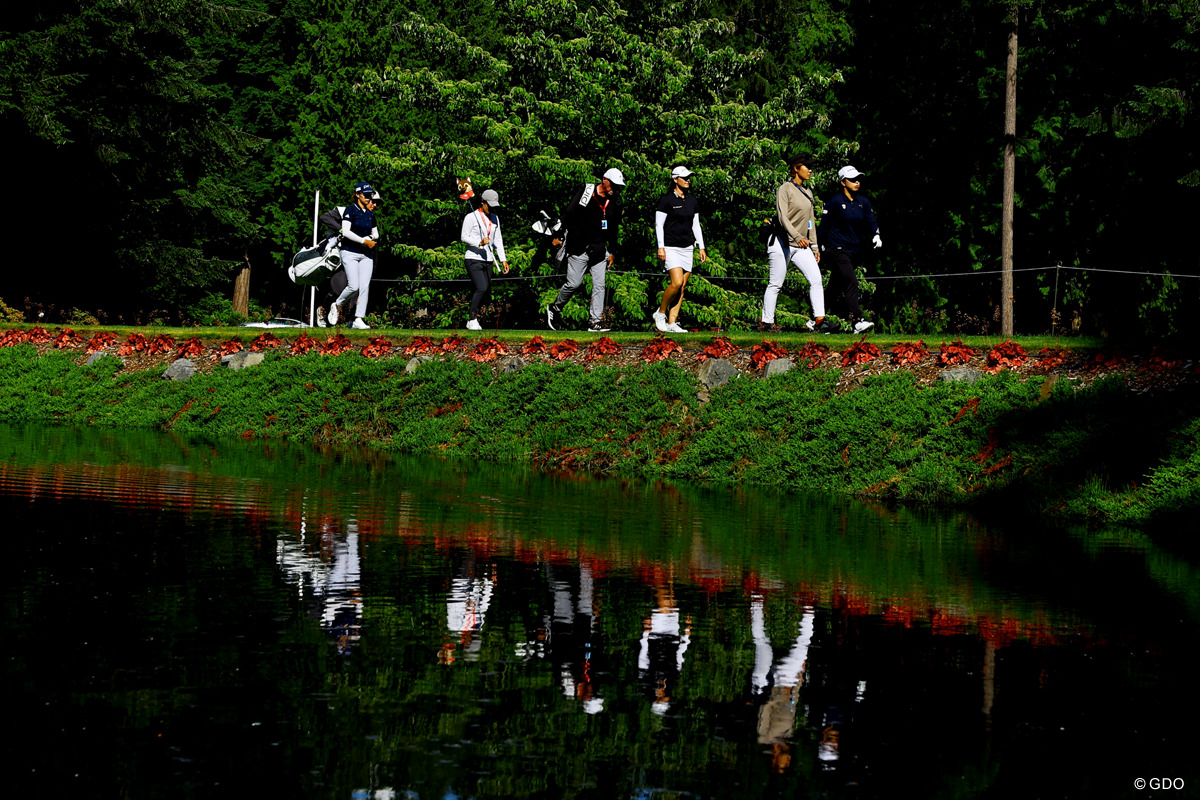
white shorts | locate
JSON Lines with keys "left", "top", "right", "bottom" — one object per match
{"left": 663, "top": 246, "right": 694, "bottom": 273}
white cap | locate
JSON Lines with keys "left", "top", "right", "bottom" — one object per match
{"left": 838, "top": 166, "right": 865, "bottom": 181}
{"left": 671, "top": 166, "right": 694, "bottom": 179}
{"left": 602, "top": 167, "right": 626, "bottom": 186}
{"left": 481, "top": 188, "right": 500, "bottom": 206}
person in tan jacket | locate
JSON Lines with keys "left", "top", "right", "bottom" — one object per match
{"left": 761, "top": 152, "right": 836, "bottom": 333}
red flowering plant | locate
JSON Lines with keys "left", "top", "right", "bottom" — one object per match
{"left": 1143, "top": 346, "right": 1184, "bottom": 372}
{"left": 360, "top": 336, "right": 393, "bottom": 358}
{"left": 290, "top": 333, "right": 320, "bottom": 355}
{"left": 640, "top": 335, "right": 682, "bottom": 363}
{"left": 250, "top": 332, "right": 281, "bottom": 352}
{"left": 439, "top": 335, "right": 467, "bottom": 353}
{"left": 749, "top": 340, "right": 788, "bottom": 370}
{"left": 549, "top": 339, "right": 580, "bottom": 361}
{"left": 0, "top": 329, "right": 31, "bottom": 347}
{"left": 404, "top": 336, "right": 435, "bottom": 355}
{"left": 321, "top": 334, "right": 354, "bottom": 355}
{"left": 937, "top": 340, "right": 977, "bottom": 366}
{"left": 1087, "top": 348, "right": 1128, "bottom": 372}
{"left": 52, "top": 327, "right": 83, "bottom": 349}
{"left": 85, "top": 331, "right": 117, "bottom": 354}
{"left": 175, "top": 337, "right": 206, "bottom": 359}
{"left": 841, "top": 340, "right": 880, "bottom": 368}
{"left": 795, "top": 342, "right": 830, "bottom": 368}
{"left": 466, "top": 337, "right": 509, "bottom": 362}
{"left": 214, "top": 338, "right": 244, "bottom": 359}
{"left": 696, "top": 336, "right": 738, "bottom": 362}
{"left": 891, "top": 340, "right": 928, "bottom": 366}
{"left": 118, "top": 332, "right": 149, "bottom": 356}
{"left": 986, "top": 340, "right": 1027, "bottom": 372}
{"left": 147, "top": 334, "right": 176, "bottom": 355}
{"left": 584, "top": 336, "right": 621, "bottom": 362}
{"left": 26, "top": 326, "right": 52, "bottom": 344}
{"left": 1034, "top": 347, "right": 1070, "bottom": 371}
{"left": 521, "top": 336, "right": 548, "bottom": 356}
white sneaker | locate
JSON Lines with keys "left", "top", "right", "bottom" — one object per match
{"left": 853, "top": 320, "right": 875, "bottom": 334}
{"left": 587, "top": 325, "right": 611, "bottom": 333}
{"left": 652, "top": 310, "right": 668, "bottom": 332}
{"left": 316, "top": 307, "right": 328, "bottom": 328}
{"left": 466, "top": 319, "right": 482, "bottom": 331}
{"left": 327, "top": 303, "right": 339, "bottom": 326}
{"left": 667, "top": 322, "right": 687, "bottom": 333}
{"left": 804, "top": 319, "right": 815, "bottom": 331}
{"left": 351, "top": 318, "right": 370, "bottom": 330}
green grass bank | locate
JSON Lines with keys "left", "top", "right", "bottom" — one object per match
{"left": 1, "top": 343, "right": 1196, "bottom": 529}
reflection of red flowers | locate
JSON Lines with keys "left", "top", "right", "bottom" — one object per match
{"left": 147, "top": 334, "right": 176, "bottom": 355}
{"left": 290, "top": 333, "right": 320, "bottom": 355}
{"left": 750, "top": 340, "right": 788, "bottom": 370}
{"left": 53, "top": 327, "right": 82, "bottom": 349}
{"left": 404, "top": 336, "right": 435, "bottom": 355}
{"left": 641, "top": 335, "right": 682, "bottom": 363}
{"left": 118, "top": 332, "right": 149, "bottom": 356}
{"left": 584, "top": 337, "right": 621, "bottom": 362}
{"left": 937, "top": 339, "right": 977, "bottom": 366}
{"left": 841, "top": 340, "right": 880, "bottom": 368}
{"left": 175, "top": 337, "right": 206, "bottom": 359}
{"left": 986, "top": 340, "right": 1027, "bottom": 372}
{"left": 697, "top": 336, "right": 738, "bottom": 362}
{"left": 85, "top": 331, "right": 117, "bottom": 354}
{"left": 891, "top": 340, "right": 928, "bottom": 366}
{"left": 549, "top": 339, "right": 580, "bottom": 361}
{"left": 361, "top": 336, "right": 392, "bottom": 358}
{"left": 521, "top": 336, "right": 548, "bottom": 355}
{"left": 467, "top": 337, "right": 509, "bottom": 362}
{"left": 250, "top": 332, "right": 281, "bottom": 352}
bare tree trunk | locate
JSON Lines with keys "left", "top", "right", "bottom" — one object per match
{"left": 1001, "top": 7, "right": 1018, "bottom": 337}
{"left": 233, "top": 249, "right": 251, "bottom": 317}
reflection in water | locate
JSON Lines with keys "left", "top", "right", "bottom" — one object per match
{"left": 2, "top": 424, "right": 1199, "bottom": 799}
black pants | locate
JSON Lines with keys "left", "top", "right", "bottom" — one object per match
{"left": 466, "top": 259, "right": 492, "bottom": 319}
{"left": 827, "top": 250, "right": 863, "bottom": 320}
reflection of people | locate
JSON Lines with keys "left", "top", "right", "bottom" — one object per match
{"left": 820, "top": 166, "right": 881, "bottom": 334}
{"left": 547, "top": 562, "right": 604, "bottom": 714}
{"left": 652, "top": 166, "right": 707, "bottom": 334}
{"left": 443, "top": 568, "right": 496, "bottom": 663}
{"left": 762, "top": 153, "right": 834, "bottom": 333}
{"left": 330, "top": 182, "right": 379, "bottom": 330}
{"left": 546, "top": 168, "right": 626, "bottom": 333}
{"left": 461, "top": 188, "right": 510, "bottom": 331}
{"left": 751, "top": 596, "right": 815, "bottom": 772}
{"left": 638, "top": 582, "right": 692, "bottom": 715}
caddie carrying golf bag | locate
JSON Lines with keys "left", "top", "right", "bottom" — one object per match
{"left": 288, "top": 235, "right": 342, "bottom": 286}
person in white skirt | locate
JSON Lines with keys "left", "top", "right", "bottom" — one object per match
{"left": 460, "top": 188, "right": 509, "bottom": 330}
{"left": 651, "top": 166, "right": 707, "bottom": 333}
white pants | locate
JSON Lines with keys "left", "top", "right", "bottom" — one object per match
{"left": 336, "top": 250, "right": 374, "bottom": 319}
{"left": 762, "top": 240, "right": 824, "bottom": 323}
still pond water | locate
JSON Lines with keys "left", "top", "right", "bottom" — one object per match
{"left": 1, "top": 424, "right": 1197, "bottom": 799}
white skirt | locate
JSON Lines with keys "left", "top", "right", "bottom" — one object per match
{"left": 663, "top": 245, "right": 694, "bottom": 273}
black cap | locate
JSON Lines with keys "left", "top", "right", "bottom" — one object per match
{"left": 787, "top": 152, "right": 817, "bottom": 168}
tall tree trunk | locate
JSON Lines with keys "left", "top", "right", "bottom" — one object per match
{"left": 1001, "top": 7, "right": 1017, "bottom": 337}
{"left": 233, "top": 249, "right": 251, "bottom": 317}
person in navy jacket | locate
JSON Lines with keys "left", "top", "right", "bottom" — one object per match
{"left": 329, "top": 182, "right": 380, "bottom": 330}
{"left": 820, "top": 166, "right": 881, "bottom": 334}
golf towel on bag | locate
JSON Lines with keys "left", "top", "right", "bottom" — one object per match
{"left": 288, "top": 237, "right": 342, "bottom": 286}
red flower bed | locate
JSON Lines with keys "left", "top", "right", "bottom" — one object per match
{"left": 549, "top": 339, "right": 580, "bottom": 361}
{"left": 584, "top": 336, "right": 621, "bottom": 362}
{"left": 250, "top": 332, "right": 281, "bottom": 352}
{"left": 26, "top": 327, "right": 52, "bottom": 344}
{"left": 118, "top": 333, "right": 149, "bottom": 356}
{"left": 320, "top": 334, "right": 353, "bottom": 355}
{"left": 750, "top": 340, "right": 788, "bottom": 370}
{"left": 1143, "top": 346, "right": 1184, "bottom": 372}
{"left": 214, "top": 338, "right": 244, "bottom": 359}
{"left": 466, "top": 337, "right": 509, "bottom": 362}
{"left": 404, "top": 336, "right": 435, "bottom": 355}
{"left": 147, "top": 334, "right": 176, "bottom": 355}
{"left": 937, "top": 340, "right": 977, "bottom": 366}
{"left": 290, "top": 333, "right": 320, "bottom": 355}
{"left": 1035, "top": 347, "right": 1069, "bottom": 371}
{"left": 891, "top": 340, "right": 928, "bottom": 366}
{"left": 175, "top": 337, "right": 206, "bottom": 359}
{"left": 697, "top": 336, "right": 738, "bottom": 362}
{"left": 986, "top": 340, "right": 1027, "bottom": 371}
{"left": 53, "top": 327, "right": 82, "bottom": 349}
{"left": 521, "top": 336, "right": 548, "bottom": 356}
{"left": 841, "top": 340, "right": 881, "bottom": 368}
{"left": 439, "top": 335, "right": 467, "bottom": 353}
{"left": 1087, "top": 349, "right": 1127, "bottom": 372}
{"left": 361, "top": 336, "right": 393, "bottom": 358}
{"left": 85, "top": 331, "right": 117, "bottom": 354}
{"left": 641, "top": 335, "right": 682, "bottom": 363}
{"left": 795, "top": 342, "right": 830, "bottom": 368}
{"left": 0, "top": 329, "right": 31, "bottom": 347}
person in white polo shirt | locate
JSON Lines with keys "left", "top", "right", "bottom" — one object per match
{"left": 651, "top": 166, "right": 707, "bottom": 334}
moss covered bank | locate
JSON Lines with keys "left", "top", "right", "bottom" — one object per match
{"left": 1, "top": 343, "right": 1197, "bottom": 529}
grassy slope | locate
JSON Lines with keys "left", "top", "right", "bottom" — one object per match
{"left": 0, "top": 341, "right": 1195, "bottom": 529}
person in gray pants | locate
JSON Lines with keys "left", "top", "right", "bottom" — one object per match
{"left": 546, "top": 168, "right": 626, "bottom": 333}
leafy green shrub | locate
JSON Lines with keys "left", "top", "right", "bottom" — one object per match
{"left": 182, "top": 292, "right": 270, "bottom": 326}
